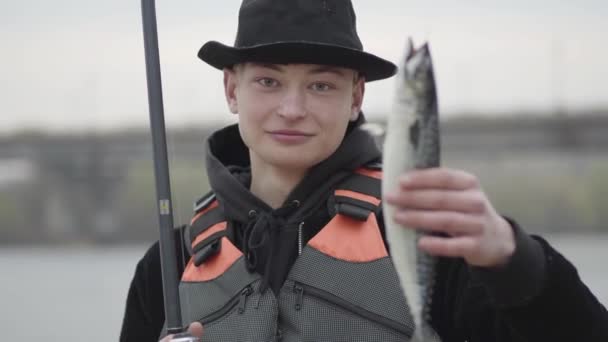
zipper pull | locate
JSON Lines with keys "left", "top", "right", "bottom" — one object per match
{"left": 238, "top": 286, "right": 252, "bottom": 314}
{"left": 294, "top": 284, "right": 304, "bottom": 311}
{"left": 274, "top": 328, "right": 283, "bottom": 341}
{"left": 298, "top": 222, "right": 304, "bottom": 256}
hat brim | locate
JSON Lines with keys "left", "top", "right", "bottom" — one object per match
{"left": 198, "top": 41, "right": 397, "bottom": 82}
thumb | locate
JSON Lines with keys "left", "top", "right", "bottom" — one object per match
{"left": 187, "top": 322, "right": 204, "bottom": 338}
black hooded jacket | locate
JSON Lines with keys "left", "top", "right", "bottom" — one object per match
{"left": 120, "top": 119, "right": 608, "bottom": 341}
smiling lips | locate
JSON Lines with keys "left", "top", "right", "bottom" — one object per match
{"left": 268, "top": 129, "right": 314, "bottom": 144}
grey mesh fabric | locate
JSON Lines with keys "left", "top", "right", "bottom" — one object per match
{"left": 287, "top": 246, "right": 414, "bottom": 328}
{"left": 198, "top": 280, "right": 279, "bottom": 341}
{"left": 277, "top": 247, "right": 414, "bottom": 341}
{"left": 174, "top": 246, "right": 415, "bottom": 341}
{"left": 179, "top": 256, "right": 258, "bottom": 321}
{"left": 279, "top": 285, "right": 408, "bottom": 341}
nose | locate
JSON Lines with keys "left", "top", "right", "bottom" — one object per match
{"left": 277, "top": 87, "right": 307, "bottom": 120}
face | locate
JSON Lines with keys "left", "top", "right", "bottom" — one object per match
{"left": 223, "top": 62, "right": 365, "bottom": 172}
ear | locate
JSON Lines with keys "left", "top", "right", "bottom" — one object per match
{"left": 350, "top": 75, "right": 365, "bottom": 121}
{"left": 224, "top": 68, "right": 239, "bottom": 114}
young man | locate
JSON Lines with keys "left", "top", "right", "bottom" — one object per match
{"left": 121, "top": 1, "right": 608, "bottom": 341}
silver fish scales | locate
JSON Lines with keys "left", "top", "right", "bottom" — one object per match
{"left": 381, "top": 38, "right": 441, "bottom": 342}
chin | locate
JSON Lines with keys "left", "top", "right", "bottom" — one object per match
{"left": 263, "top": 150, "right": 324, "bottom": 171}
{"left": 270, "top": 156, "right": 318, "bottom": 170}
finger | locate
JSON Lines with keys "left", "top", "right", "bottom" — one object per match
{"left": 188, "top": 322, "right": 204, "bottom": 338}
{"left": 418, "top": 235, "right": 477, "bottom": 258}
{"left": 399, "top": 168, "right": 479, "bottom": 190}
{"left": 386, "top": 189, "right": 486, "bottom": 213}
{"left": 393, "top": 210, "right": 484, "bottom": 236}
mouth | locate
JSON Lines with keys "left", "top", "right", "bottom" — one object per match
{"left": 267, "top": 130, "right": 314, "bottom": 144}
{"left": 268, "top": 130, "right": 314, "bottom": 136}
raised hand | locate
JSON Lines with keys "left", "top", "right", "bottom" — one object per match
{"left": 385, "top": 167, "right": 516, "bottom": 268}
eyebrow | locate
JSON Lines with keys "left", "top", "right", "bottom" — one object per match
{"left": 308, "top": 66, "right": 347, "bottom": 78}
{"left": 250, "top": 62, "right": 283, "bottom": 72}
{"left": 249, "top": 63, "right": 348, "bottom": 78}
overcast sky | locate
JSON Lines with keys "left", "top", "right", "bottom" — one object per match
{"left": 1, "top": 0, "right": 607, "bottom": 133}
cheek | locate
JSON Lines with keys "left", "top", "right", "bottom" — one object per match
{"left": 314, "top": 98, "right": 352, "bottom": 128}
{"left": 239, "top": 90, "right": 278, "bottom": 118}
{"left": 237, "top": 97, "right": 285, "bottom": 153}
{"left": 315, "top": 108, "right": 352, "bottom": 153}
{"left": 327, "top": 119, "right": 350, "bottom": 148}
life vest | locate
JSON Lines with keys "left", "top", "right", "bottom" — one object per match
{"left": 172, "top": 166, "right": 415, "bottom": 341}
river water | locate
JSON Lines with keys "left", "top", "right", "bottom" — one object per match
{"left": 1, "top": 234, "right": 606, "bottom": 341}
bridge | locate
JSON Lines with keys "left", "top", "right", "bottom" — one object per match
{"left": 1, "top": 113, "right": 606, "bottom": 243}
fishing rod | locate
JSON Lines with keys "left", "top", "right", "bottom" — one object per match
{"left": 140, "top": 1, "right": 199, "bottom": 340}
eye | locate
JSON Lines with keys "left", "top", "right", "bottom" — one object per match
{"left": 311, "top": 82, "right": 332, "bottom": 92}
{"left": 256, "top": 77, "right": 279, "bottom": 88}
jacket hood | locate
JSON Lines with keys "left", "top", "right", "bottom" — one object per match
{"left": 204, "top": 114, "right": 381, "bottom": 223}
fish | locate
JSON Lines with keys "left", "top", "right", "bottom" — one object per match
{"left": 381, "top": 38, "right": 441, "bottom": 342}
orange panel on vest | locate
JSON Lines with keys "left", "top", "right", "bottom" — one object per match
{"left": 355, "top": 167, "right": 382, "bottom": 180}
{"left": 308, "top": 212, "right": 388, "bottom": 262}
{"left": 182, "top": 223, "right": 243, "bottom": 282}
{"left": 335, "top": 189, "right": 381, "bottom": 206}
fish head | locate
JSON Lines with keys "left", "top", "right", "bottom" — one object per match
{"left": 395, "top": 38, "right": 438, "bottom": 117}
{"left": 393, "top": 38, "right": 440, "bottom": 167}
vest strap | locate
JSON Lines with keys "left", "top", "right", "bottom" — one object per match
{"left": 188, "top": 207, "right": 225, "bottom": 245}
{"left": 365, "top": 161, "right": 383, "bottom": 170}
{"left": 332, "top": 166, "right": 383, "bottom": 221}
{"left": 193, "top": 191, "right": 216, "bottom": 213}
{"left": 192, "top": 230, "right": 228, "bottom": 266}
{"left": 334, "top": 196, "right": 379, "bottom": 221}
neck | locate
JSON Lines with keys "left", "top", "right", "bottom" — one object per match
{"left": 249, "top": 158, "right": 307, "bottom": 209}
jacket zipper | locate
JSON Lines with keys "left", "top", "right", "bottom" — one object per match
{"left": 297, "top": 222, "right": 304, "bottom": 256}
{"left": 199, "top": 285, "right": 253, "bottom": 324}
{"left": 292, "top": 282, "right": 410, "bottom": 336}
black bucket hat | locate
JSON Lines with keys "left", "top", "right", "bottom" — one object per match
{"left": 198, "top": 0, "right": 397, "bottom": 82}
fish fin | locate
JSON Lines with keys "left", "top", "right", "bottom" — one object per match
{"left": 405, "top": 37, "right": 415, "bottom": 60}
